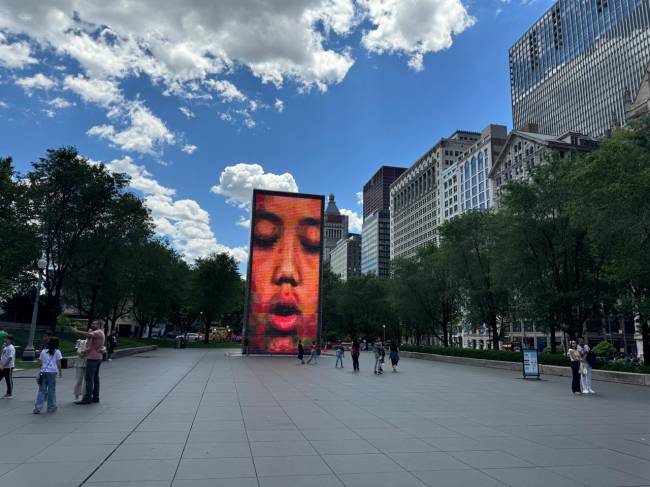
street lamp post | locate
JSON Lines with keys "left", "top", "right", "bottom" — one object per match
{"left": 22, "top": 257, "right": 47, "bottom": 362}
{"left": 382, "top": 324, "right": 386, "bottom": 342}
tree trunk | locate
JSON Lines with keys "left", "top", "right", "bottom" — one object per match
{"left": 642, "top": 321, "right": 649, "bottom": 366}
{"left": 489, "top": 315, "right": 499, "bottom": 350}
{"left": 204, "top": 318, "right": 210, "bottom": 343}
{"left": 550, "top": 323, "right": 557, "bottom": 353}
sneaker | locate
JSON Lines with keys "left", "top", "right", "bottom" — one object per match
{"left": 573, "top": 391, "right": 582, "bottom": 395}
{"left": 2, "top": 394, "right": 12, "bottom": 399}
{"left": 588, "top": 389, "right": 595, "bottom": 394}
{"left": 33, "top": 409, "right": 41, "bottom": 414}
{"left": 47, "top": 407, "right": 57, "bottom": 413}
{"left": 75, "top": 400, "right": 91, "bottom": 405}
{"left": 92, "top": 398, "right": 100, "bottom": 403}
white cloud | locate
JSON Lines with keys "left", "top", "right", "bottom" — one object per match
{"left": 15, "top": 73, "right": 55, "bottom": 93}
{"left": 236, "top": 215, "right": 251, "bottom": 228}
{"left": 206, "top": 79, "right": 246, "bottom": 102}
{"left": 0, "top": 1, "right": 359, "bottom": 94}
{"left": 356, "top": 191, "right": 363, "bottom": 205}
{"left": 274, "top": 98, "right": 284, "bottom": 113}
{"left": 179, "top": 106, "right": 195, "bottom": 118}
{"left": 48, "top": 96, "right": 73, "bottom": 108}
{"left": 181, "top": 143, "right": 197, "bottom": 154}
{"left": 63, "top": 75, "right": 123, "bottom": 106}
{"left": 104, "top": 155, "right": 246, "bottom": 263}
{"left": 0, "top": 32, "right": 37, "bottom": 68}
{"left": 340, "top": 208, "right": 362, "bottom": 233}
{"left": 0, "top": 100, "right": 8, "bottom": 108}
{"left": 88, "top": 101, "right": 175, "bottom": 154}
{"left": 43, "top": 109, "right": 56, "bottom": 118}
{"left": 211, "top": 163, "right": 299, "bottom": 208}
{"left": 360, "top": 0, "right": 476, "bottom": 71}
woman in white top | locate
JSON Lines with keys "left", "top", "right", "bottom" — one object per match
{"left": 34, "top": 337, "right": 62, "bottom": 414}
{"left": 567, "top": 340, "right": 582, "bottom": 395}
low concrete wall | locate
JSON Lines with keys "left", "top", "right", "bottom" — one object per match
{"left": 400, "top": 351, "right": 650, "bottom": 387}
{"left": 64, "top": 345, "right": 157, "bottom": 368}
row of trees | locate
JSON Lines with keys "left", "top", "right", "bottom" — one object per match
{"left": 1, "top": 148, "right": 243, "bottom": 340}
{"left": 322, "top": 119, "right": 650, "bottom": 361}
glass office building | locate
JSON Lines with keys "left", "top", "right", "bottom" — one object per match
{"left": 510, "top": 0, "right": 650, "bottom": 138}
{"left": 361, "top": 209, "right": 390, "bottom": 277}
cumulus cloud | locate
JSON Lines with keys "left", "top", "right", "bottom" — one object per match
{"left": 340, "top": 208, "right": 362, "bottom": 232}
{"left": 181, "top": 144, "right": 197, "bottom": 154}
{"left": 15, "top": 73, "right": 55, "bottom": 93}
{"left": 0, "top": 32, "right": 37, "bottom": 68}
{"left": 211, "top": 163, "right": 299, "bottom": 208}
{"left": 48, "top": 96, "right": 73, "bottom": 108}
{"left": 206, "top": 79, "right": 247, "bottom": 102}
{"left": 63, "top": 75, "right": 123, "bottom": 106}
{"left": 356, "top": 191, "right": 363, "bottom": 205}
{"left": 0, "top": 1, "right": 360, "bottom": 94}
{"left": 87, "top": 101, "right": 175, "bottom": 154}
{"left": 104, "top": 155, "right": 247, "bottom": 262}
{"left": 360, "top": 0, "right": 476, "bottom": 71}
{"left": 179, "top": 106, "right": 195, "bottom": 118}
{"left": 274, "top": 98, "right": 285, "bottom": 113}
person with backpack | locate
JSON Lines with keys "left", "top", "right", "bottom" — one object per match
{"left": 578, "top": 337, "right": 595, "bottom": 394}
{"left": 0, "top": 335, "right": 16, "bottom": 398}
{"left": 389, "top": 341, "right": 400, "bottom": 372}
{"left": 34, "top": 337, "right": 62, "bottom": 414}
{"left": 335, "top": 343, "right": 345, "bottom": 368}
{"left": 351, "top": 338, "right": 360, "bottom": 372}
{"left": 373, "top": 340, "right": 384, "bottom": 375}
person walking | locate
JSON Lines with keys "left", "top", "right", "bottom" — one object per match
{"left": 335, "top": 343, "right": 345, "bottom": 368}
{"left": 243, "top": 336, "right": 249, "bottom": 356}
{"left": 0, "top": 335, "right": 16, "bottom": 398}
{"left": 389, "top": 341, "right": 400, "bottom": 372}
{"left": 34, "top": 337, "right": 62, "bottom": 414}
{"left": 578, "top": 338, "right": 595, "bottom": 394}
{"left": 298, "top": 341, "right": 305, "bottom": 364}
{"left": 351, "top": 338, "right": 360, "bottom": 372}
{"left": 73, "top": 339, "right": 88, "bottom": 401}
{"left": 107, "top": 331, "right": 117, "bottom": 361}
{"left": 373, "top": 340, "right": 384, "bottom": 375}
{"left": 307, "top": 341, "right": 318, "bottom": 365}
{"left": 568, "top": 340, "right": 582, "bottom": 395}
{"left": 73, "top": 320, "right": 105, "bottom": 405}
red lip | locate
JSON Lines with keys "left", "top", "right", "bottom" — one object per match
{"left": 269, "top": 313, "right": 298, "bottom": 331}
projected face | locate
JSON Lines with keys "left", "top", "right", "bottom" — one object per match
{"left": 247, "top": 191, "right": 323, "bottom": 353}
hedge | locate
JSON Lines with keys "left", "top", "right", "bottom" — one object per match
{"left": 399, "top": 345, "right": 650, "bottom": 374}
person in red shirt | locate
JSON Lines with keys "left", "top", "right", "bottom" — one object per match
{"left": 72, "top": 320, "right": 105, "bottom": 404}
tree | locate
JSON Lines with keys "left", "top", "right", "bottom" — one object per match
{"left": 571, "top": 117, "right": 650, "bottom": 362}
{"left": 441, "top": 211, "right": 509, "bottom": 350}
{"left": 131, "top": 240, "right": 182, "bottom": 337}
{"left": 191, "top": 252, "right": 241, "bottom": 343}
{"left": 63, "top": 192, "right": 152, "bottom": 329}
{"left": 0, "top": 157, "right": 38, "bottom": 297}
{"left": 27, "top": 147, "right": 129, "bottom": 330}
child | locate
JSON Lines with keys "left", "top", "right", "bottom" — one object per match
{"left": 34, "top": 337, "right": 62, "bottom": 414}
{"left": 0, "top": 335, "right": 16, "bottom": 398}
{"left": 335, "top": 343, "right": 345, "bottom": 368}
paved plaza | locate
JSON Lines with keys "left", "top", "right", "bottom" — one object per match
{"left": 1, "top": 349, "right": 650, "bottom": 487}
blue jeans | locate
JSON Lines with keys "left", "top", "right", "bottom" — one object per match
{"left": 307, "top": 351, "right": 317, "bottom": 364}
{"left": 374, "top": 356, "right": 382, "bottom": 373}
{"left": 34, "top": 372, "right": 57, "bottom": 412}
{"left": 335, "top": 355, "right": 343, "bottom": 367}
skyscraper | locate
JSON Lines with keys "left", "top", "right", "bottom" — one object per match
{"left": 510, "top": 0, "right": 650, "bottom": 138}
{"left": 361, "top": 209, "right": 390, "bottom": 277}
{"left": 323, "top": 194, "right": 349, "bottom": 263}
{"left": 362, "top": 166, "right": 407, "bottom": 219}
{"left": 330, "top": 234, "right": 362, "bottom": 281}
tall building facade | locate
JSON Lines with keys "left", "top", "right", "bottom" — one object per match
{"left": 390, "top": 130, "right": 480, "bottom": 260}
{"left": 323, "top": 194, "right": 348, "bottom": 263}
{"left": 510, "top": 0, "right": 650, "bottom": 138}
{"left": 489, "top": 129, "right": 598, "bottom": 207}
{"left": 362, "top": 166, "right": 407, "bottom": 219}
{"left": 361, "top": 209, "right": 390, "bottom": 277}
{"left": 330, "top": 234, "right": 362, "bottom": 281}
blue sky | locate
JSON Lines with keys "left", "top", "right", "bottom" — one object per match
{"left": 0, "top": 0, "right": 553, "bottom": 265}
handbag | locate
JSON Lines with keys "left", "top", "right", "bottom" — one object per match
{"left": 37, "top": 353, "right": 55, "bottom": 385}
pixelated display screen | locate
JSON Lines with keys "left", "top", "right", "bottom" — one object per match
{"left": 244, "top": 190, "right": 324, "bottom": 354}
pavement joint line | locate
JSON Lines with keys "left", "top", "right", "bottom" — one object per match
{"left": 228, "top": 353, "right": 263, "bottom": 487}
{"left": 76, "top": 350, "right": 209, "bottom": 487}
{"left": 169, "top": 351, "right": 220, "bottom": 486}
